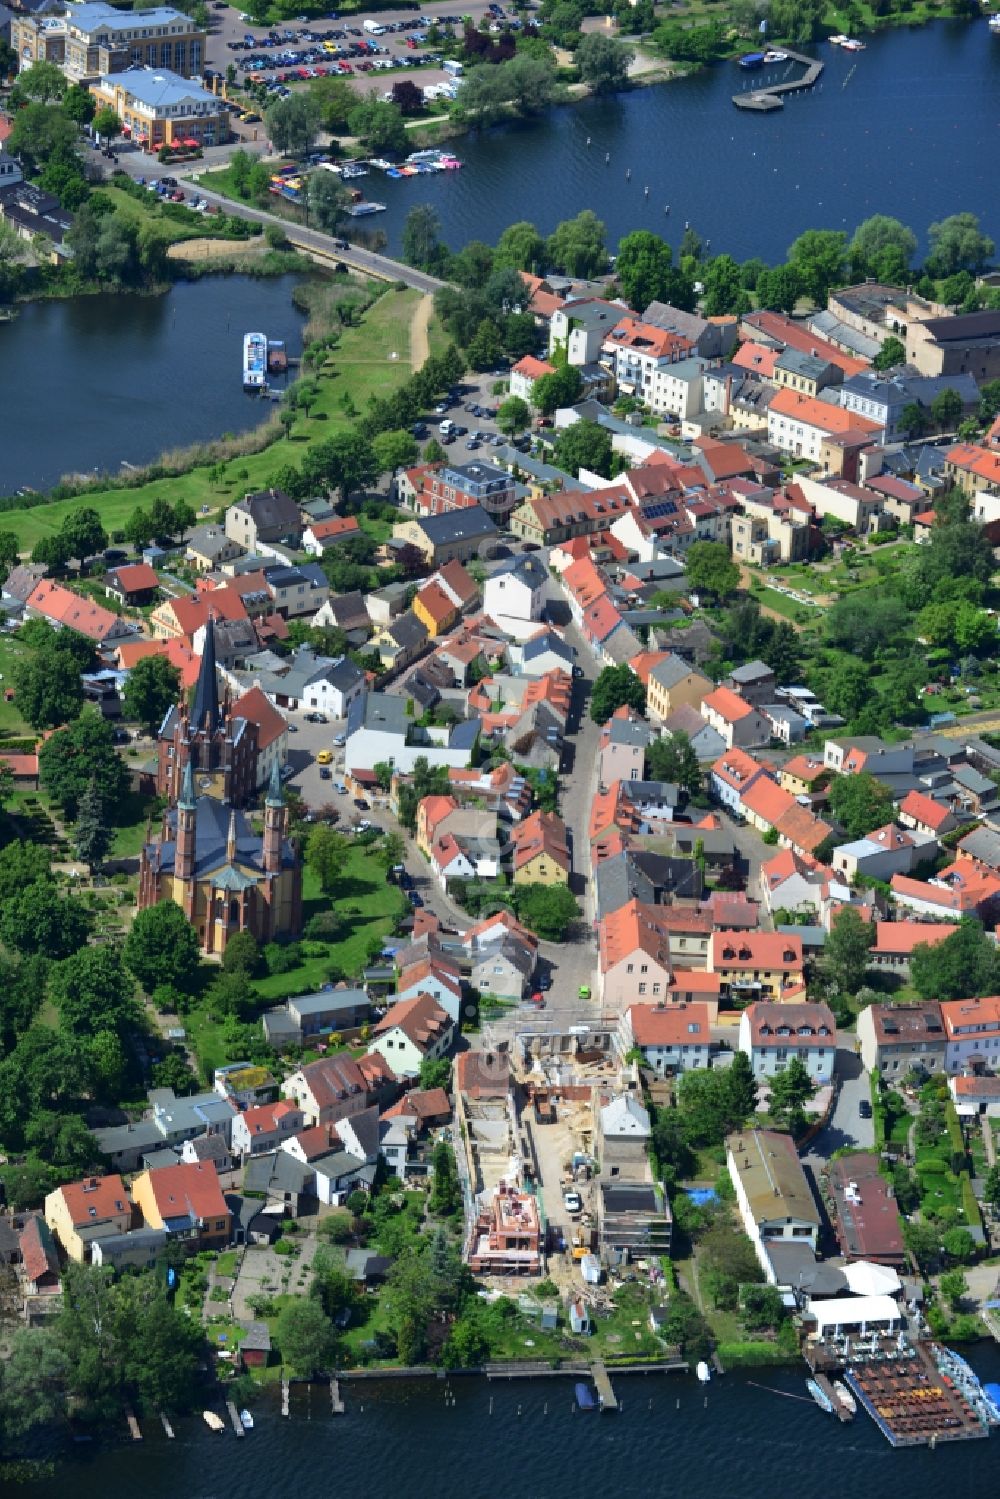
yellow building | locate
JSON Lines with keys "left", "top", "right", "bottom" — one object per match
{"left": 645, "top": 653, "right": 713, "bottom": 725}
{"left": 45, "top": 1175, "right": 132, "bottom": 1263}
{"left": 131, "top": 1161, "right": 231, "bottom": 1251}
{"left": 412, "top": 578, "right": 458, "bottom": 639}
{"left": 509, "top": 810, "right": 570, "bottom": 887}
{"left": 89, "top": 68, "right": 228, "bottom": 152}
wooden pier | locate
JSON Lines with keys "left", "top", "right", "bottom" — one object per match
{"left": 591, "top": 1362, "right": 618, "bottom": 1412}
{"left": 733, "top": 50, "right": 824, "bottom": 112}
{"left": 126, "top": 1410, "right": 142, "bottom": 1441}
{"left": 281, "top": 1377, "right": 290, "bottom": 1417}
{"left": 814, "top": 1373, "right": 852, "bottom": 1423}
{"left": 330, "top": 1378, "right": 345, "bottom": 1415}
{"left": 160, "top": 1413, "right": 175, "bottom": 1439}
{"left": 226, "top": 1400, "right": 245, "bottom": 1437}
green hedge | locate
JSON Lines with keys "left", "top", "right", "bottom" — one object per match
{"left": 716, "top": 1342, "right": 798, "bottom": 1367}
{"left": 960, "top": 1172, "right": 981, "bottom": 1229}
{"left": 944, "top": 1100, "right": 965, "bottom": 1155}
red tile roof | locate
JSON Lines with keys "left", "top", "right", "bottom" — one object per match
{"left": 231, "top": 684, "right": 288, "bottom": 751}
{"left": 709, "top": 931, "right": 804, "bottom": 972}
{"left": 308, "top": 515, "right": 361, "bottom": 541}
{"left": 873, "top": 920, "right": 958, "bottom": 956}
{"left": 512, "top": 354, "right": 556, "bottom": 380}
{"left": 509, "top": 809, "right": 570, "bottom": 874}
{"left": 382, "top": 1086, "right": 451, "bottom": 1122}
{"left": 712, "top": 749, "right": 769, "bottom": 792}
{"left": 769, "top": 388, "right": 881, "bottom": 436}
{"left": 741, "top": 311, "right": 868, "bottom": 377}
{"left": 143, "top": 1161, "right": 228, "bottom": 1223}
{"left": 108, "top": 562, "right": 159, "bottom": 593}
{"left": 374, "top": 992, "right": 451, "bottom": 1051}
{"left": 56, "top": 1174, "right": 130, "bottom": 1226}
{"left": 703, "top": 685, "right": 755, "bottom": 723}
{"left": 898, "top": 790, "right": 954, "bottom": 833}
{"left": 627, "top": 1001, "right": 712, "bottom": 1046}
{"left": 745, "top": 1000, "right": 836, "bottom": 1048}
{"left": 415, "top": 578, "right": 457, "bottom": 627}
{"left": 741, "top": 777, "right": 797, "bottom": 827}
{"left": 27, "top": 580, "right": 126, "bottom": 642}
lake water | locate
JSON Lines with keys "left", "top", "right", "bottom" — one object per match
{"left": 15, "top": 1349, "right": 1000, "bottom": 1498}
{"left": 0, "top": 274, "right": 305, "bottom": 495}
{"left": 377, "top": 20, "right": 1000, "bottom": 262}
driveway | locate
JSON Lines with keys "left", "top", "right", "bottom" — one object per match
{"left": 803, "top": 1047, "right": 874, "bottom": 1167}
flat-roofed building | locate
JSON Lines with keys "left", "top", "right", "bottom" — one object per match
{"left": 828, "top": 1153, "right": 906, "bottom": 1267}
{"left": 727, "top": 1129, "right": 820, "bottom": 1283}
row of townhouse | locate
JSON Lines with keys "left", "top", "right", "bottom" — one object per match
{"left": 616, "top": 998, "right": 836, "bottom": 1083}
{"left": 858, "top": 995, "right": 1000, "bottom": 1082}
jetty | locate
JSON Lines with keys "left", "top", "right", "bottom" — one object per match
{"left": 159, "top": 1413, "right": 175, "bottom": 1439}
{"left": 281, "top": 1376, "right": 290, "bottom": 1417}
{"left": 226, "top": 1399, "right": 245, "bottom": 1437}
{"left": 330, "top": 1378, "right": 345, "bottom": 1415}
{"left": 591, "top": 1362, "right": 618, "bottom": 1412}
{"left": 733, "top": 50, "right": 823, "bottom": 111}
{"left": 814, "top": 1373, "right": 851, "bottom": 1423}
{"left": 126, "top": 1410, "right": 142, "bottom": 1441}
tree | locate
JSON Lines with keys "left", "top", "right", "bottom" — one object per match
{"left": 419, "top": 1056, "right": 452, "bottom": 1092}
{"left": 266, "top": 93, "right": 320, "bottom": 156}
{"left": 402, "top": 204, "right": 447, "bottom": 272}
{"left": 0, "top": 880, "right": 91, "bottom": 960}
{"left": 532, "top": 364, "right": 583, "bottom": 416}
{"left": 828, "top": 770, "right": 894, "bottom": 838}
{"left": 378, "top": 831, "right": 406, "bottom": 871}
{"left": 276, "top": 1298, "right": 335, "bottom": 1376}
{"left": 984, "top": 1164, "right": 1000, "bottom": 1212}
{"left": 373, "top": 428, "right": 419, "bottom": 476}
{"left": 939, "top": 1268, "right": 968, "bottom": 1311}
{"left": 754, "top": 263, "right": 802, "bottom": 314}
{"left": 727, "top": 1050, "right": 759, "bottom": 1122}
{"left": 306, "top": 168, "right": 348, "bottom": 234}
{"left": 0, "top": 761, "right": 14, "bottom": 814}
{"left": 0, "top": 842, "right": 52, "bottom": 902}
{"left": 306, "top": 824, "right": 350, "bottom": 894}
{"left": 575, "top": 32, "right": 634, "bottom": 91}
{"left": 850, "top": 214, "right": 917, "bottom": 279}
{"left": 553, "top": 418, "right": 612, "bottom": 478}
{"left": 910, "top": 919, "right": 1000, "bottom": 1001}
{"left": 513, "top": 882, "right": 579, "bottom": 941}
{"left": 0, "top": 529, "right": 20, "bottom": 587}
{"left": 59, "top": 506, "right": 107, "bottom": 568}
{"left": 429, "top": 1140, "right": 461, "bottom": 1214}
{"left": 899, "top": 400, "right": 927, "bottom": 438}
{"left": 347, "top": 98, "right": 407, "bottom": 153}
{"left": 92, "top": 105, "right": 121, "bottom": 145}
{"left": 701, "top": 254, "right": 750, "bottom": 317}
{"left": 301, "top": 431, "right": 378, "bottom": 503}
{"left": 590, "top": 663, "right": 646, "bottom": 724}
{"left": 222, "top": 930, "right": 261, "bottom": 978}
{"left": 6, "top": 102, "right": 79, "bottom": 177}
{"left": 786, "top": 228, "right": 847, "bottom": 305}
{"left": 769, "top": 1056, "right": 816, "bottom": 1125}
{"left": 497, "top": 395, "right": 530, "bottom": 437}
{"left": 546, "top": 209, "right": 608, "bottom": 278}
{"left": 872, "top": 335, "right": 906, "bottom": 371}
{"left": 12, "top": 60, "right": 67, "bottom": 104}
{"left": 927, "top": 212, "right": 995, "bottom": 277}
{"left": 941, "top": 1226, "right": 976, "bottom": 1266}
{"left": 124, "top": 900, "right": 202, "bottom": 994}
{"left": 0, "top": 1330, "right": 69, "bottom": 1440}
{"left": 74, "top": 776, "right": 111, "bottom": 873}
{"left": 466, "top": 317, "right": 504, "bottom": 372}
{"left": 931, "top": 386, "right": 964, "bottom": 431}
{"left": 701, "top": 1225, "right": 763, "bottom": 1309}
{"left": 614, "top": 229, "right": 677, "bottom": 311}
{"left": 825, "top": 906, "right": 875, "bottom": 993}
{"left": 12, "top": 642, "right": 83, "bottom": 729}
{"left": 39, "top": 707, "right": 127, "bottom": 820}
{"left": 493, "top": 220, "right": 546, "bottom": 274}
{"left": 646, "top": 730, "right": 702, "bottom": 797}
{"left": 310, "top": 73, "right": 356, "bottom": 132}
{"left": 391, "top": 77, "right": 425, "bottom": 115}
{"left": 49, "top": 946, "right": 136, "bottom": 1041}
{"left": 825, "top": 591, "right": 909, "bottom": 660}
{"left": 122, "top": 654, "right": 180, "bottom": 736}
{"left": 685, "top": 541, "right": 739, "bottom": 601}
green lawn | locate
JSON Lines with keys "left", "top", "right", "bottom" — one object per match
{"left": 0, "top": 633, "right": 35, "bottom": 738}
{"left": 752, "top": 587, "right": 819, "bottom": 625}
{"left": 254, "top": 846, "right": 408, "bottom": 1000}
{"left": 0, "top": 285, "right": 425, "bottom": 553}
{"left": 110, "top": 789, "right": 161, "bottom": 858}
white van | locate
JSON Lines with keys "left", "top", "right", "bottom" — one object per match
{"left": 438, "top": 418, "right": 455, "bottom": 436}
{"left": 363, "top": 18, "right": 386, "bottom": 33}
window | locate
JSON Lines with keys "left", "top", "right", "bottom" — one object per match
{"left": 638, "top": 983, "right": 646, "bottom": 995}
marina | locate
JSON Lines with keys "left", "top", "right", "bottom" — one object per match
{"left": 732, "top": 48, "right": 825, "bottom": 113}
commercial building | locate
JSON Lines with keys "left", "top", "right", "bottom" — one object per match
{"left": 13, "top": 3, "right": 205, "bottom": 83}
{"left": 828, "top": 1153, "right": 907, "bottom": 1267}
{"left": 90, "top": 67, "right": 228, "bottom": 151}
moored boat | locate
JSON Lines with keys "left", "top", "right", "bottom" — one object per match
{"left": 242, "top": 331, "right": 266, "bottom": 391}
{"left": 763, "top": 48, "right": 787, "bottom": 61}
{"left": 348, "top": 202, "right": 387, "bottom": 216}
{"left": 833, "top": 1381, "right": 857, "bottom": 1417}
{"left": 739, "top": 51, "right": 765, "bottom": 68}
{"left": 202, "top": 1411, "right": 225, "bottom": 1432}
{"left": 240, "top": 1409, "right": 254, "bottom": 1430}
{"left": 989, "top": 13, "right": 1000, "bottom": 30}
{"left": 575, "top": 1382, "right": 597, "bottom": 1410}
{"left": 696, "top": 1361, "right": 711, "bottom": 1384}
{"left": 842, "top": 37, "right": 865, "bottom": 49}
{"left": 806, "top": 1378, "right": 835, "bottom": 1414}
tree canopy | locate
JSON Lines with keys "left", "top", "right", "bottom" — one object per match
{"left": 590, "top": 663, "right": 646, "bottom": 724}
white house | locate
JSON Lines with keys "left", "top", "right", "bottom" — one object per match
{"left": 727, "top": 1129, "right": 820, "bottom": 1283}
{"left": 738, "top": 1001, "right": 837, "bottom": 1085}
{"left": 231, "top": 1100, "right": 305, "bottom": 1160}
{"left": 549, "top": 298, "right": 622, "bottom": 365}
{"left": 344, "top": 691, "right": 479, "bottom": 776}
{"left": 617, "top": 1003, "right": 713, "bottom": 1076}
{"left": 368, "top": 993, "right": 454, "bottom": 1079}
{"left": 941, "top": 996, "right": 1000, "bottom": 1076}
{"left": 393, "top": 962, "right": 464, "bottom": 1026}
{"left": 831, "top": 823, "right": 933, "bottom": 885}
{"left": 483, "top": 554, "right": 548, "bottom": 641}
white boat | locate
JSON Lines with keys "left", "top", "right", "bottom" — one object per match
{"left": 242, "top": 331, "right": 266, "bottom": 391}
{"left": 833, "top": 1381, "right": 857, "bottom": 1417}
{"left": 829, "top": 33, "right": 847, "bottom": 43}
{"left": 763, "top": 49, "right": 787, "bottom": 61}
{"left": 806, "top": 1378, "right": 834, "bottom": 1415}
{"left": 842, "top": 37, "right": 865, "bottom": 49}
{"left": 240, "top": 1409, "right": 254, "bottom": 1430}
{"left": 348, "top": 202, "right": 386, "bottom": 217}
{"left": 202, "top": 1411, "right": 225, "bottom": 1432}
{"left": 696, "top": 1361, "right": 711, "bottom": 1384}
{"left": 990, "top": 14, "right": 1000, "bottom": 31}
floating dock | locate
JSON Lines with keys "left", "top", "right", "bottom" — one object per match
{"left": 159, "top": 1413, "right": 174, "bottom": 1439}
{"left": 281, "top": 1377, "right": 290, "bottom": 1417}
{"left": 126, "top": 1410, "right": 142, "bottom": 1441}
{"left": 591, "top": 1362, "right": 618, "bottom": 1412}
{"left": 226, "top": 1400, "right": 245, "bottom": 1437}
{"left": 733, "top": 50, "right": 824, "bottom": 111}
{"left": 814, "top": 1373, "right": 851, "bottom": 1423}
{"left": 844, "top": 1342, "right": 993, "bottom": 1448}
{"left": 330, "top": 1378, "right": 345, "bottom": 1415}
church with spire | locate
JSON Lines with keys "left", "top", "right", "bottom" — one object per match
{"left": 139, "top": 626, "right": 302, "bottom": 955}
{"left": 156, "top": 621, "right": 259, "bottom": 808}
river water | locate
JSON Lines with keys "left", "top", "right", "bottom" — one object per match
{"left": 0, "top": 274, "right": 305, "bottom": 495}
{"left": 378, "top": 20, "right": 1000, "bottom": 261}
{"left": 15, "top": 1348, "right": 1000, "bottom": 1498}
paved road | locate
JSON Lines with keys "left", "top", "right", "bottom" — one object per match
{"left": 803, "top": 1047, "right": 874, "bottom": 1169}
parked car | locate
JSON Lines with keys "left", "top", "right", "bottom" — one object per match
{"left": 332, "top": 733, "right": 346, "bottom": 747}
{"left": 858, "top": 1099, "right": 873, "bottom": 1119}
{"left": 563, "top": 1191, "right": 582, "bottom": 1214}
{"left": 319, "top": 766, "right": 332, "bottom": 780}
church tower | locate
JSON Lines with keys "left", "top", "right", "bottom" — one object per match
{"left": 262, "top": 759, "right": 284, "bottom": 875}
{"left": 175, "top": 761, "right": 197, "bottom": 883}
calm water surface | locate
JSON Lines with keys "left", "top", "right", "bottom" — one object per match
{"left": 16, "top": 1350, "right": 1000, "bottom": 1498}
{"left": 377, "top": 21, "right": 1000, "bottom": 260}
{"left": 0, "top": 274, "right": 305, "bottom": 494}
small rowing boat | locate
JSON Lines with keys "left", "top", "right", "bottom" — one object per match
{"left": 202, "top": 1411, "right": 225, "bottom": 1433}
{"left": 806, "top": 1378, "right": 834, "bottom": 1415}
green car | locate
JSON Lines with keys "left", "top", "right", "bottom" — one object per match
{"left": 577, "top": 985, "right": 591, "bottom": 1000}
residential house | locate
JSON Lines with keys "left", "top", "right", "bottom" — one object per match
{"left": 597, "top": 1180, "right": 672, "bottom": 1264}
{"left": 229, "top": 684, "right": 288, "bottom": 790}
{"left": 549, "top": 298, "right": 624, "bottom": 365}
{"left": 507, "top": 627, "right": 576, "bottom": 679}
{"left": 301, "top": 515, "right": 361, "bottom": 555}
{"left": 740, "top": 776, "right": 797, "bottom": 836}
{"left": 131, "top": 1162, "right": 231, "bottom": 1250}
{"left": 262, "top": 987, "right": 372, "bottom": 1049}
{"left": 261, "top": 562, "right": 328, "bottom": 620}
{"left": 780, "top": 756, "right": 832, "bottom": 798}
{"left": 483, "top": 554, "right": 548, "bottom": 641}
{"left": 25, "top": 579, "right": 134, "bottom": 645}
{"left": 467, "top": 1182, "right": 542, "bottom": 1275}
{"left": 707, "top": 931, "right": 805, "bottom": 1001}
{"left": 940, "top": 995, "right": 1000, "bottom": 1075}
{"left": 91, "top": 1227, "right": 171, "bottom": 1274}
{"left": 231, "top": 1100, "right": 305, "bottom": 1159}
{"left": 949, "top": 1074, "right": 1000, "bottom": 1118}
{"left": 45, "top": 1175, "right": 132, "bottom": 1263}
{"left": 897, "top": 790, "right": 958, "bottom": 840}
{"left": 725, "top": 661, "right": 777, "bottom": 708}
{"left": 660, "top": 704, "right": 726, "bottom": 762}
{"left": 761, "top": 847, "right": 836, "bottom": 919}
{"left": 19, "top": 1216, "right": 60, "bottom": 1296}
{"left": 727, "top": 1129, "right": 820, "bottom": 1283}
{"left": 710, "top": 749, "right": 771, "bottom": 815}
{"left": 618, "top": 1002, "right": 712, "bottom": 1076}
{"left": 738, "top": 1001, "right": 837, "bottom": 1084}
{"left": 392, "top": 506, "right": 498, "bottom": 566}
{"left": 394, "top": 958, "right": 464, "bottom": 1025}
{"left": 471, "top": 936, "right": 535, "bottom": 1002}
{"left": 598, "top": 707, "right": 651, "bottom": 788}
{"left": 644, "top": 653, "right": 713, "bottom": 725}
{"left": 641, "top": 301, "right": 738, "bottom": 360}
{"left": 600, "top": 316, "right": 698, "bottom": 415}
{"left": 283, "top": 1052, "right": 397, "bottom": 1127}
{"left": 254, "top": 647, "right": 365, "bottom": 719}
{"left": 832, "top": 823, "right": 933, "bottom": 885}
{"left": 867, "top": 920, "right": 958, "bottom": 980}
{"left": 596, "top": 1093, "right": 652, "bottom": 1173}
{"left": 104, "top": 562, "right": 159, "bottom": 607}
{"left": 224, "top": 489, "right": 300, "bottom": 551}
{"left": 508, "top": 809, "right": 571, "bottom": 886}
{"left": 701, "top": 687, "right": 771, "bottom": 751}
{"left": 856, "top": 1001, "right": 946, "bottom": 1079}
{"left": 185, "top": 526, "right": 245, "bottom": 573}
{"left": 413, "top": 578, "right": 458, "bottom": 639}
{"left": 369, "top": 993, "right": 454, "bottom": 1080}
{"left": 509, "top": 353, "right": 556, "bottom": 402}
{"left": 766, "top": 389, "right": 880, "bottom": 463}
{"left": 344, "top": 691, "right": 480, "bottom": 777}
{"left": 598, "top": 899, "right": 674, "bottom": 1010}
{"left": 413, "top": 459, "right": 517, "bottom": 523}
{"left": 374, "top": 610, "right": 429, "bottom": 673}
